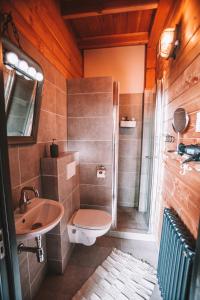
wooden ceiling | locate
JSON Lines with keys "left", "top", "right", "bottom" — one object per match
{"left": 60, "top": 0, "right": 159, "bottom": 49}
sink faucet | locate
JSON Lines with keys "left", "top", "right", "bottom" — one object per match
{"left": 19, "top": 186, "right": 39, "bottom": 214}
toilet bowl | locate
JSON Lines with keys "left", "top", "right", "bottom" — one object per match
{"left": 67, "top": 209, "right": 112, "bottom": 246}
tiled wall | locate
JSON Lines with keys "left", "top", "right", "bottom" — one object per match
{"left": 118, "top": 94, "right": 143, "bottom": 207}
{"left": 41, "top": 152, "right": 80, "bottom": 274}
{"left": 8, "top": 35, "right": 68, "bottom": 300}
{"left": 67, "top": 77, "right": 113, "bottom": 213}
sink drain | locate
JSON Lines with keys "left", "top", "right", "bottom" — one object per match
{"left": 31, "top": 222, "right": 43, "bottom": 230}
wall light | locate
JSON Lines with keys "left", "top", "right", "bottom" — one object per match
{"left": 159, "top": 27, "right": 179, "bottom": 59}
{"left": 5, "top": 51, "right": 19, "bottom": 66}
{"left": 18, "top": 60, "right": 29, "bottom": 72}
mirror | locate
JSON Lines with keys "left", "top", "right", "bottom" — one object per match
{"left": 2, "top": 38, "right": 44, "bottom": 144}
{"left": 172, "top": 108, "right": 189, "bottom": 133}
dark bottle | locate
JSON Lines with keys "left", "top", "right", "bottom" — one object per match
{"left": 50, "top": 139, "right": 59, "bottom": 158}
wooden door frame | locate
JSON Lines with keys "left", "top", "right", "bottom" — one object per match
{"left": 0, "top": 36, "right": 22, "bottom": 299}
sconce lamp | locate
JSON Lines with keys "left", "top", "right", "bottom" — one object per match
{"left": 159, "top": 26, "right": 179, "bottom": 59}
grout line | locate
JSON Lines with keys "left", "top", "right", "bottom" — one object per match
{"left": 68, "top": 116, "right": 112, "bottom": 119}
{"left": 68, "top": 139, "right": 112, "bottom": 142}
{"left": 41, "top": 108, "right": 66, "bottom": 118}
{"left": 80, "top": 183, "right": 111, "bottom": 188}
{"left": 12, "top": 175, "right": 41, "bottom": 190}
{"left": 68, "top": 92, "right": 113, "bottom": 96}
{"left": 79, "top": 162, "right": 113, "bottom": 165}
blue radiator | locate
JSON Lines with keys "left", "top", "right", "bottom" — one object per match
{"left": 157, "top": 208, "right": 195, "bottom": 300}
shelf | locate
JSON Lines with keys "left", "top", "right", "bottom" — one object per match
{"left": 120, "top": 120, "right": 136, "bottom": 128}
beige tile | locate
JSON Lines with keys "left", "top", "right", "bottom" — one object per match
{"left": 119, "top": 139, "right": 141, "bottom": 158}
{"left": 118, "top": 187, "right": 139, "bottom": 207}
{"left": 119, "top": 104, "right": 142, "bottom": 121}
{"left": 118, "top": 156, "right": 140, "bottom": 172}
{"left": 68, "top": 77, "right": 113, "bottom": 94}
{"left": 55, "top": 69, "right": 66, "bottom": 92}
{"left": 46, "top": 234, "right": 62, "bottom": 261}
{"left": 38, "top": 110, "right": 56, "bottom": 143}
{"left": 80, "top": 184, "right": 112, "bottom": 207}
{"left": 57, "top": 152, "right": 78, "bottom": 175}
{"left": 72, "top": 186, "right": 80, "bottom": 213}
{"left": 19, "top": 255, "right": 31, "bottom": 300}
{"left": 68, "top": 93, "right": 113, "bottom": 117}
{"left": 56, "top": 89, "right": 67, "bottom": 117}
{"left": 8, "top": 145, "right": 20, "bottom": 187}
{"left": 68, "top": 117, "right": 112, "bottom": 141}
{"left": 21, "top": 176, "right": 42, "bottom": 199}
{"left": 41, "top": 176, "right": 58, "bottom": 200}
{"left": 119, "top": 93, "right": 143, "bottom": 106}
{"left": 41, "top": 80, "right": 56, "bottom": 113}
{"left": 58, "top": 173, "right": 77, "bottom": 202}
{"left": 56, "top": 115, "right": 67, "bottom": 141}
{"left": 41, "top": 157, "right": 58, "bottom": 176}
{"left": 68, "top": 141, "right": 112, "bottom": 164}
{"left": 119, "top": 122, "right": 142, "bottom": 140}
{"left": 80, "top": 164, "right": 112, "bottom": 187}
{"left": 28, "top": 236, "right": 46, "bottom": 284}
{"left": 30, "top": 265, "right": 47, "bottom": 299}
{"left": 118, "top": 171, "right": 139, "bottom": 189}
{"left": 19, "top": 144, "right": 40, "bottom": 183}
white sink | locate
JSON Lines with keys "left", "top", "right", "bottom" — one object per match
{"left": 14, "top": 198, "right": 64, "bottom": 240}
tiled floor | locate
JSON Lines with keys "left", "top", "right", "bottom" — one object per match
{"left": 35, "top": 236, "right": 162, "bottom": 300}
{"left": 117, "top": 206, "right": 149, "bottom": 233}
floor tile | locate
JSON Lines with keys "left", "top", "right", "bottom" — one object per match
{"left": 35, "top": 237, "right": 162, "bottom": 300}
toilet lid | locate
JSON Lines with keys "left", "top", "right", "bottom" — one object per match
{"left": 73, "top": 209, "right": 112, "bottom": 230}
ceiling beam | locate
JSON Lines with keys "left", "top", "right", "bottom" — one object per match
{"left": 61, "top": 0, "right": 158, "bottom": 20}
{"left": 148, "top": 0, "right": 176, "bottom": 49}
{"left": 78, "top": 32, "right": 149, "bottom": 49}
{"left": 145, "top": 0, "right": 176, "bottom": 89}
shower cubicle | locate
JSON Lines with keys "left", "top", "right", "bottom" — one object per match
{"left": 67, "top": 76, "right": 155, "bottom": 234}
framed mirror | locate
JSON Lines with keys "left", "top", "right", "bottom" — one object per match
{"left": 172, "top": 107, "right": 189, "bottom": 133}
{"left": 2, "top": 38, "right": 44, "bottom": 144}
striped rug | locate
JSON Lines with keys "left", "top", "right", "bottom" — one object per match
{"left": 73, "top": 248, "right": 157, "bottom": 300}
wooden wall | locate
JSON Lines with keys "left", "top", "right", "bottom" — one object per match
{"left": 1, "top": 0, "right": 83, "bottom": 78}
{"left": 160, "top": 0, "right": 200, "bottom": 239}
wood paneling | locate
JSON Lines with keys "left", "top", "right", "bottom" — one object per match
{"left": 62, "top": 4, "right": 156, "bottom": 49}
{"left": 160, "top": 0, "right": 200, "bottom": 238}
{"left": 78, "top": 32, "right": 149, "bottom": 49}
{"left": 69, "top": 10, "right": 155, "bottom": 38}
{"left": 2, "top": 0, "right": 83, "bottom": 78}
{"left": 61, "top": 0, "right": 158, "bottom": 19}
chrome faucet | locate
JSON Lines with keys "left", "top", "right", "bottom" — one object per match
{"left": 19, "top": 186, "right": 39, "bottom": 213}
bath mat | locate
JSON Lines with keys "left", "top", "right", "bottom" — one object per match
{"left": 72, "top": 248, "right": 157, "bottom": 300}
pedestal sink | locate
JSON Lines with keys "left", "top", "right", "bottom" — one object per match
{"left": 14, "top": 197, "right": 64, "bottom": 241}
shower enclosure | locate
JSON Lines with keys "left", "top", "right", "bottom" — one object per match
{"left": 67, "top": 76, "right": 155, "bottom": 234}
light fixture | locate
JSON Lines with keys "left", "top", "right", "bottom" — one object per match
{"left": 18, "top": 60, "right": 29, "bottom": 72}
{"left": 35, "top": 72, "right": 44, "bottom": 82}
{"left": 159, "top": 26, "right": 179, "bottom": 59}
{"left": 5, "top": 51, "right": 19, "bottom": 66}
{"left": 27, "top": 66, "right": 37, "bottom": 78}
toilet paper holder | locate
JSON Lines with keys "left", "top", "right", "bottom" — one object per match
{"left": 97, "top": 165, "right": 106, "bottom": 178}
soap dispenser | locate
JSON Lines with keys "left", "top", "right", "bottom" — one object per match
{"left": 50, "top": 139, "right": 59, "bottom": 158}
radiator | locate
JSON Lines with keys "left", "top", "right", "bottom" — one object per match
{"left": 157, "top": 208, "right": 196, "bottom": 300}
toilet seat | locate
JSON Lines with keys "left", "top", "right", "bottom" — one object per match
{"left": 73, "top": 209, "right": 112, "bottom": 230}
{"left": 68, "top": 208, "right": 112, "bottom": 246}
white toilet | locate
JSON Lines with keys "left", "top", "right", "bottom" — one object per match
{"left": 67, "top": 209, "right": 112, "bottom": 246}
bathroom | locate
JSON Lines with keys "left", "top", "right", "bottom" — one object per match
{"left": 0, "top": 0, "right": 200, "bottom": 299}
